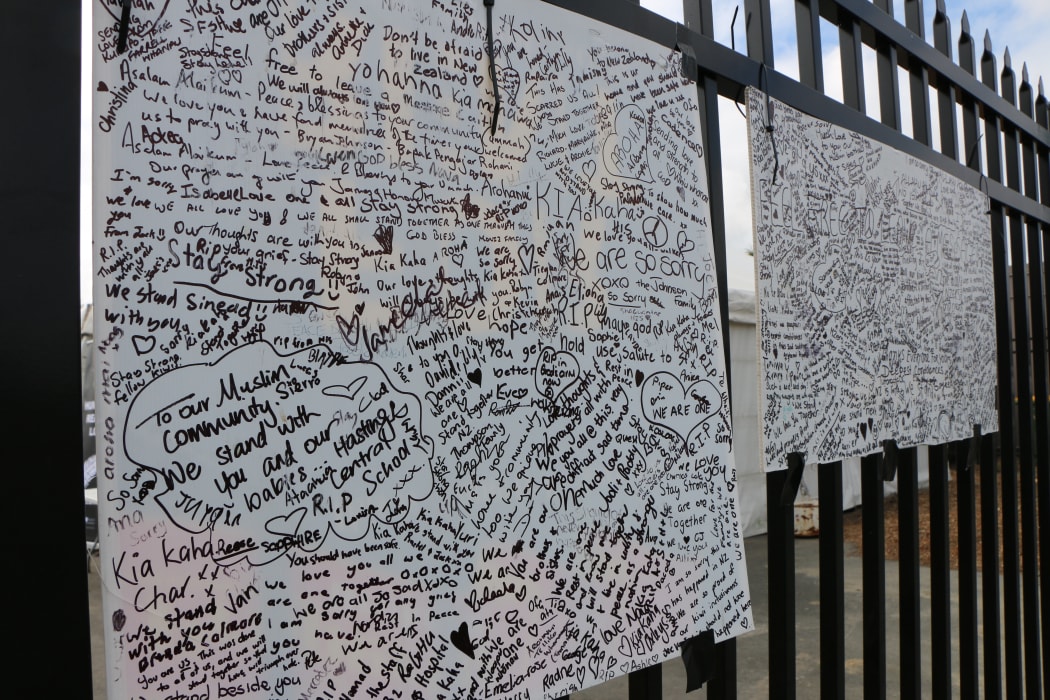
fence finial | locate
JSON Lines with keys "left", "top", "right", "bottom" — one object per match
{"left": 1040, "top": 76, "right": 1046, "bottom": 99}
{"left": 935, "top": 0, "right": 946, "bottom": 16}
{"left": 983, "top": 29, "right": 993, "bottom": 56}
{"left": 960, "top": 9, "right": 970, "bottom": 35}
{"left": 1021, "top": 62, "right": 1029, "bottom": 86}
{"left": 1003, "top": 46, "right": 1012, "bottom": 70}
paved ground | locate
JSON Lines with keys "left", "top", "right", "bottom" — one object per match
{"left": 87, "top": 534, "right": 957, "bottom": 699}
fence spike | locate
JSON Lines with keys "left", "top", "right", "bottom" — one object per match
{"left": 1003, "top": 46, "right": 1012, "bottom": 70}
{"left": 983, "top": 29, "right": 993, "bottom": 56}
{"left": 960, "top": 9, "right": 969, "bottom": 35}
{"left": 935, "top": 0, "right": 946, "bottom": 16}
{"left": 1021, "top": 62, "right": 1029, "bottom": 87}
{"left": 1040, "top": 76, "right": 1045, "bottom": 99}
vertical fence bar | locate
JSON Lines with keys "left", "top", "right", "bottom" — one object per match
{"left": 744, "top": 0, "right": 774, "bottom": 70}
{"left": 861, "top": 453, "right": 887, "bottom": 700}
{"left": 932, "top": 0, "right": 958, "bottom": 160}
{"left": 620, "top": 6, "right": 659, "bottom": 697}
{"left": 956, "top": 435, "right": 980, "bottom": 700}
{"left": 930, "top": 7, "right": 958, "bottom": 699}
{"left": 957, "top": 12, "right": 986, "bottom": 700}
{"left": 681, "top": 0, "right": 737, "bottom": 695}
{"left": 819, "top": 461, "right": 845, "bottom": 700}
{"left": 4, "top": 1, "right": 92, "bottom": 697}
{"left": 793, "top": 0, "right": 823, "bottom": 93}
{"left": 769, "top": 454, "right": 803, "bottom": 700}
{"left": 628, "top": 665, "right": 661, "bottom": 700}
{"left": 1002, "top": 50, "right": 1044, "bottom": 700}
{"left": 1020, "top": 65, "right": 1050, "bottom": 695}
{"left": 982, "top": 32, "right": 1024, "bottom": 700}
{"left": 867, "top": 6, "right": 900, "bottom": 700}
{"left": 959, "top": 17, "right": 1002, "bottom": 698}
{"left": 928, "top": 443, "right": 952, "bottom": 700}
{"left": 898, "top": 447, "right": 922, "bottom": 700}
{"left": 873, "top": 0, "right": 902, "bottom": 129}
{"left": 866, "top": 6, "right": 898, "bottom": 698}
{"left": 899, "top": 7, "right": 929, "bottom": 700}
{"left": 813, "top": 12, "right": 864, "bottom": 698}
{"left": 904, "top": 0, "right": 933, "bottom": 145}
{"left": 981, "top": 431, "right": 1004, "bottom": 700}
{"left": 1037, "top": 78, "right": 1050, "bottom": 698}
{"left": 838, "top": 11, "right": 865, "bottom": 115}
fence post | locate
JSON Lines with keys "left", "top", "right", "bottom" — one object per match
{"left": 982, "top": 31, "right": 1025, "bottom": 700}
{"left": 768, "top": 453, "right": 804, "bottom": 700}
{"left": 680, "top": 1, "right": 738, "bottom": 696}
{"left": 1035, "top": 77, "right": 1050, "bottom": 694}
{"left": 929, "top": 8, "right": 959, "bottom": 699}
{"left": 1002, "top": 45, "right": 1045, "bottom": 700}
{"left": 1018, "top": 62, "right": 1050, "bottom": 696}
{"left": 862, "top": 452, "right": 887, "bottom": 700}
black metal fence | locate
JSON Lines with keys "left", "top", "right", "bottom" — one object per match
{"left": 545, "top": 0, "right": 1050, "bottom": 698}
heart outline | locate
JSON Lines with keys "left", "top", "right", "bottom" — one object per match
{"left": 640, "top": 373, "right": 722, "bottom": 448}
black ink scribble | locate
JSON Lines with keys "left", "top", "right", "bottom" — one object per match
{"left": 112, "top": 609, "right": 127, "bottom": 632}
{"left": 691, "top": 390, "right": 712, "bottom": 415}
{"left": 374, "top": 225, "right": 394, "bottom": 254}
{"left": 461, "top": 193, "right": 480, "bottom": 219}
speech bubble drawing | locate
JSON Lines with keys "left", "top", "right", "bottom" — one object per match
{"left": 640, "top": 373, "right": 722, "bottom": 447}
{"left": 123, "top": 341, "right": 434, "bottom": 566}
{"left": 534, "top": 347, "right": 580, "bottom": 401}
{"left": 602, "top": 104, "right": 654, "bottom": 183}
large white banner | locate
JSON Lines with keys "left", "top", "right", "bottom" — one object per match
{"left": 747, "top": 88, "right": 997, "bottom": 470}
{"left": 93, "top": 1, "right": 752, "bottom": 698}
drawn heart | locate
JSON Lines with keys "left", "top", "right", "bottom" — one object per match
{"left": 322, "top": 376, "right": 368, "bottom": 402}
{"left": 517, "top": 243, "right": 535, "bottom": 274}
{"left": 582, "top": 160, "right": 597, "bottom": 181}
{"left": 676, "top": 230, "right": 696, "bottom": 255}
{"left": 131, "top": 335, "right": 156, "bottom": 355}
{"left": 640, "top": 372, "right": 722, "bottom": 447}
{"left": 355, "top": 302, "right": 365, "bottom": 316}
{"left": 112, "top": 609, "right": 127, "bottom": 632}
{"left": 635, "top": 369, "right": 645, "bottom": 387}
{"left": 495, "top": 64, "right": 521, "bottom": 105}
{"left": 97, "top": 81, "right": 109, "bottom": 92}
{"left": 535, "top": 347, "right": 580, "bottom": 401}
{"left": 451, "top": 252, "right": 464, "bottom": 267}
{"left": 450, "top": 621, "right": 475, "bottom": 659}
{"left": 602, "top": 104, "right": 654, "bottom": 183}
{"left": 527, "top": 623, "right": 539, "bottom": 637}
{"left": 467, "top": 368, "right": 482, "bottom": 386}
{"left": 265, "top": 508, "right": 306, "bottom": 537}
{"left": 472, "top": 74, "right": 484, "bottom": 88}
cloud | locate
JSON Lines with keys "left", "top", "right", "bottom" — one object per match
{"left": 122, "top": 341, "right": 435, "bottom": 566}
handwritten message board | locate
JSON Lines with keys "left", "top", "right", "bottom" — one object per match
{"left": 93, "top": 1, "right": 752, "bottom": 698}
{"left": 747, "top": 88, "right": 997, "bottom": 470}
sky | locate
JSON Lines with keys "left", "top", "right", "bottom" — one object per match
{"left": 80, "top": 0, "right": 1050, "bottom": 300}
